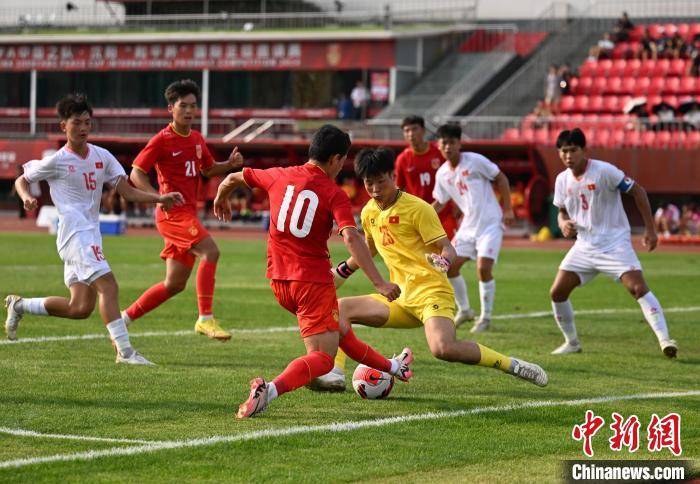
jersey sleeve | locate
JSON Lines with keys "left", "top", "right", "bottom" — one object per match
{"left": 199, "top": 136, "right": 215, "bottom": 171}
{"left": 103, "top": 150, "right": 127, "bottom": 187}
{"left": 553, "top": 174, "right": 565, "bottom": 208}
{"left": 242, "top": 166, "right": 281, "bottom": 191}
{"left": 394, "top": 152, "right": 407, "bottom": 189}
{"left": 330, "top": 188, "right": 357, "bottom": 234}
{"left": 414, "top": 200, "right": 447, "bottom": 245}
{"left": 601, "top": 162, "right": 634, "bottom": 193}
{"left": 22, "top": 155, "right": 58, "bottom": 183}
{"left": 432, "top": 171, "right": 451, "bottom": 204}
{"left": 472, "top": 153, "right": 500, "bottom": 180}
{"left": 132, "top": 134, "right": 162, "bottom": 174}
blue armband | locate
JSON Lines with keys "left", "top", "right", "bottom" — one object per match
{"left": 617, "top": 176, "right": 634, "bottom": 193}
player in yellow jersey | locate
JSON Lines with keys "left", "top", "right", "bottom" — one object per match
{"left": 309, "top": 147, "right": 548, "bottom": 391}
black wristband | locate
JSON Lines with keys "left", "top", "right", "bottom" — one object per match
{"left": 336, "top": 260, "right": 356, "bottom": 279}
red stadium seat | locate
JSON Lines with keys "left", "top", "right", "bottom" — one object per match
{"left": 623, "top": 59, "right": 641, "bottom": 77}
{"left": 595, "top": 129, "right": 611, "bottom": 146}
{"left": 590, "top": 77, "right": 607, "bottom": 95}
{"left": 573, "top": 96, "right": 589, "bottom": 113}
{"left": 669, "top": 59, "right": 687, "bottom": 77}
{"left": 620, "top": 77, "right": 636, "bottom": 94}
{"left": 607, "top": 77, "right": 623, "bottom": 95}
{"left": 671, "top": 130, "right": 687, "bottom": 147}
{"left": 641, "top": 130, "right": 656, "bottom": 147}
{"left": 579, "top": 59, "right": 597, "bottom": 77}
{"left": 633, "top": 77, "right": 651, "bottom": 95}
{"left": 653, "top": 59, "right": 670, "bottom": 77}
{"left": 654, "top": 130, "right": 672, "bottom": 148}
{"left": 570, "top": 114, "right": 585, "bottom": 124}
{"left": 603, "top": 95, "right": 621, "bottom": 113}
{"left": 664, "top": 23, "right": 678, "bottom": 36}
{"left": 577, "top": 76, "right": 593, "bottom": 95}
{"left": 648, "top": 77, "right": 666, "bottom": 95}
{"left": 568, "top": 76, "right": 580, "bottom": 95}
{"left": 626, "top": 130, "right": 643, "bottom": 147}
{"left": 597, "top": 114, "right": 615, "bottom": 129}
{"left": 610, "top": 59, "right": 627, "bottom": 77}
{"left": 534, "top": 128, "right": 550, "bottom": 144}
{"left": 520, "top": 128, "right": 535, "bottom": 141}
{"left": 521, "top": 114, "right": 537, "bottom": 129}
{"left": 559, "top": 96, "right": 575, "bottom": 113}
{"left": 664, "top": 77, "right": 681, "bottom": 95}
{"left": 595, "top": 59, "right": 613, "bottom": 77}
{"left": 686, "top": 130, "right": 700, "bottom": 148}
{"left": 611, "top": 129, "right": 626, "bottom": 147}
{"left": 677, "top": 23, "right": 690, "bottom": 40}
{"left": 679, "top": 77, "right": 698, "bottom": 95}
{"left": 502, "top": 128, "right": 520, "bottom": 141}
{"left": 629, "top": 25, "right": 645, "bottom": 41}
{"left": 662, "top": 95, "right": 679, "bottom": 108}
{"left": 589, "top": 95, "right": 604, "bottom": 112}
{"left": 612, "top": 43, "right": 630, "bottom": 60}
{"left": 638, "top": 60, "right": 656, "bottom": 77}
{"left": 649, "top": 24, "right": 665, "bottom": 39}
{"left": 690, "top": 23, "right": 700, "bottom": 41}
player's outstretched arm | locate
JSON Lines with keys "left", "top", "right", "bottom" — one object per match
{"left": 331, "top": 238, "right": 377, "bottom": 288}
{"left": 341, "top": 228, "right": 400, "bottom": 301}
{"left": 627, "top": 183, "right": 658, "bottom": 251}
{"left": 558, "top": 207, "right": 578, "bottom": 238}
{"left": 494, "top": 172, "right": 516, "bottom": 225}
{"left": 425, "top": 237, "right": 456, "bottom": 272}
{"left": 129, "top": 166, "right": 159, "bottom": 195}
{"left": 115, "top": 177, "right": 184, "bottom": 210}
{"left": 202, "top": 146, "right": 244, "bottom": 177}
{"left": 213, "top": 172, "right": 245, "bottom": 221}
{"left": 14, "top": 175, "right": 37, "bottom": 211}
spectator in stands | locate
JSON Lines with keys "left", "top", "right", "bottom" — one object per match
{"left": 640, "top": 28, "right": 658, "bottom": 61}
{"left": 544, "top": 65, "right": 561, "bottom": 104}
{"left": 336, "top": 93, "right": 353, "bottom": 120}
{"left": 533, "top": 100, "right": 554, "bottom": 128}
{"left": 612, "top": 11, "right": 634, "bottom": 42}
{"left": 682, "top": 101, "right": 700, "bottom": 129}
{"left": 558, "top": 63, "right": 573, "bottom": 95}
{"left": 654, "top": 202, "right": 681, "bottom": 236}
{"left": 350, "top": 80, "right": 369, "bottom": 120}
{"left": 680, "top": 203, "right": 700, "bottom": 235}
{"left": 597, "top": 32, "right": 615, "bottom": 59}
{"left": 688, "top": 43, "right": 700, "bottom": 77}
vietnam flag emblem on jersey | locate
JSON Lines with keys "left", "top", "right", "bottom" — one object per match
{"left": 587, "top": 183, "right": 596, "bottom": 190}
{"left": 389, "top": 216, "right": 400, "bottom": 224}
{"left": 95, "top": 162, "right": 103, "bottom": 169}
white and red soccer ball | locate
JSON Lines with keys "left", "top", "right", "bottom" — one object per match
{"left": 352, "top": 364, "right": 394, "bottom": 399}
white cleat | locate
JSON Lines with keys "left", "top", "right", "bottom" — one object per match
{"left": 510, "top": 358, "right": 548, "bottom": 387}
{"left": 660, "top": 339, "right": 677, "bottom": 359}
{"left": 470, "top": 317, "right": 491, "bottom": 333}
{"left": 454, "top": 308, "right": 476, "bottom": 327}
{"left": 4, "top": 295, "right": 23, "bottom": 341}
{"left": 116, "top": 349, "right": 155, "bottom": 366}
{"left": 306, "top": 367, "right": 347, "bottom": 392}
{"left": 551, "top": 341, "right": 582, "bottom": 355}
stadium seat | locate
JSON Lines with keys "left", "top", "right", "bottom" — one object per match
{"left": 603, "top": 95, "right": 621, "bottom": 113}
{"left": 679, "top": 77, "right": 698, "bottom": 95}
{"left": 664, "top": 23, "right": 678, "bottom": 36}
{"left": 669, "top": 59, "right": 687, "bottom": 77}
{"left": 596, "top": 59, "right": 613, "bottom": 77}
{"left": 534, "top": 128, "right": 550, "bottom": 144}
{"left": 521, "top": 114, "right": 537, "bottom": 129}
{"left": 579, "top": 59, "right": 596, "bottom": 77}
{"left": 593, "top": 128, "right": 611, "bottom": 146}
{"left": 654, "top": 130, "right": 672, "bottom": 148}
{"left": 626, "top": 129, "right": 643, "bottom": 147}
{"left": 597, "top": 114, "right": 615, "bottom": 129}
{"left": 653, "top": 59, "right": 670, "bottom": 77}
{"left": 502, "top": 128, "right": 520, "bottom": 141}
{"left": 677, "top": 23, "right": 690, "bottom": 40}
{"left": 671, "top": 130, "right": 687, "bottom": 147}
{"left": 623, "top": 59, "right": 641, "bottom": 77}
{"left": 589, "top": 95, "right": 604, "bottom": 112}
{"left": 520, "top": 128, "right": 535, "bottom": 141}
{"left": 648, "top": 24, "right": 665, "bottom": 39}
{"left": 621, "top": 77, "right": 636, "bottom": 95}
{"left": 559, "top": 96, "right": 575, "bottom": 113}
{"left": 611, "top": 129, "right": 626, "bottom": 147}
{"left": 608, "top": 77, "right": 623, "bottom": 95}
{"left": 633, "top": 77, "right": 651, "bottom": 95}
{"left": 686, "top": 130, "right": 700, "bottom": 148}
{"left": 641, "top": 130, "right": 656, "bottom": 147}
{"left": 629, "top": 25, "right": 645, "bottom": 42}
{"left": 690, "top": 23, "right": 700, "bottom": 41}
{"left": 665, "top": 77, "right": 681, "bottom": 95}
{"left": 610, "top": 59, "right": 627, "bottom": 77}
{"left": 638, "top": 60, "right": 657, "bottom": 78}
{"left": 577, "top": 77, "right": 593, "bottom": 95}
{"left": 591, "top": 77, "right": 608, "bottom": 95}
{"left": 573, "top": 96, "right": 589, "bottom": 113}
{"left": 568, "top": 76, "right": 580, "bottom": 95}
{"left": 662, "top": 95, "right": 679, "bottom": 108}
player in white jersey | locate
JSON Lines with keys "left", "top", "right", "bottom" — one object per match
{"left": 550, "top": 128, "right": 677, "bottom": 358}
{"left": 432, "top": 124, "right": 515, "bottom": 333}
{"left": 4, "top": 93, "right": 183, "bottom": 365}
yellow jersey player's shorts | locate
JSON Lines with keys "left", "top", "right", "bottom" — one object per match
{"left": 369, "top": 291, "right": 456, "bottom": 328}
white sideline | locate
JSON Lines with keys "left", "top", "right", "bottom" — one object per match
{"left": 0, "top": 390, "right": 698, "bottom": 470}
{"left": 0, "top": 427, "right": 162, "bottom": 445}
{"left": 1, "top": 305, "right": 699, "bottom": 347}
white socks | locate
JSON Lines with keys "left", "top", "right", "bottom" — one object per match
{"left": 552, "top": 300, "right": 579, "bottom": 344}
{"left": 19, "top": 298, "right": 49, "bottom": 316}
{"left": 448, "top": 276, "right": 470, "bottom": 312}
{"left": 198, "top": 314, "right": 213, "bottom": 321}
{"left": 267, "top": 381, "right": 278, "bottom": 403}
{"left": 637, "top": 292, "right": 669, "bottom": 343}
{"left": 389, "top": 358, "right": 400, "bottom": 375}
{"left": 106, "top": 319, "right": 133, "bottom": 357}
{"left": 479, "top": 279, "right": 495, "bottom": 320}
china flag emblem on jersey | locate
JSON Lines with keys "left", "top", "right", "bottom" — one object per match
{"left": 389, "top": 216, "right": 400, "bottom": 224}
{"left": 196, "top": 144, "right": 202, "bottom": 159}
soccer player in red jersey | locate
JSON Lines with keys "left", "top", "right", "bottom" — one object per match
{"left": 121, "top": 79, "right": 243, "bottom": 341}
{"left": 213, "top": 125, "right": 413, "bottom": 418}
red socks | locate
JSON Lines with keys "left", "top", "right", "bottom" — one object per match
{"left": 196, "top": 259, "right": 217, "bottom": 316}
{"left": 272, "top": 351, "right": 334, "bottom": 396}
{"left": 125, "top": 282, "right": 172, "bottom": 321}
{"left": 339, "top": 328, "right": 391, "bottom": 372}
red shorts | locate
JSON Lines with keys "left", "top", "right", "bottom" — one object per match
{"left": 439, "top": 204, "right": 458, "bottom": 240}
{"left": 270, "top": 280, "right": 340, "bottom": 338}
{"left": 156, "top": 210, "right": 210, "bottom": 269}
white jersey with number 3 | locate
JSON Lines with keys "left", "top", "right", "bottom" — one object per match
{"left": 22, "top": 143, "right": 126, "bottom": 252}
{"left": 433, "top": 152, "right": 502, "bottom": 238}
{"left": 553, "top": 159, "right": 634, "bottom": 251}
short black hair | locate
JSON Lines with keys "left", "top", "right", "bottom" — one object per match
{"left": 164, "top": 79, "right": 201, "bottom": 105}
{"left": 308, "top": 124, "right": 351, "bottom": 163}
{"left": 56, "top": 93, "right": 92, "bottom": 120}
{"left": 436, "top": 123, "right": 462, "bottom": 140}
{"left": 401, "top": 115, "right": 425, "bottom": 129}
{"left": 556, "top": 128, "right": 587, "bottom": 149}
{"left": 354, "top": 147, "right": 395, "bottom": 179}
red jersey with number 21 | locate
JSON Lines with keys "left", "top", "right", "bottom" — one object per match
{"left": 243, "top": 163, "right": 356, "bottom": 284}
{"left": 132, "top": 124, "right": 215, "bottom": 215}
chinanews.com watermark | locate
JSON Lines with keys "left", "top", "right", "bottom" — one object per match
{"left": 561, "top": 410, "right": 697, "bottom": 482}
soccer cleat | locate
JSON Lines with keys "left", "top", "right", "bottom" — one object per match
{"left": 510, "top": 358, "right": 548, "bottom": 387}
{"left": 391, "top": 347, "right": 414, "bottom": 383}
{"left": 306, "top": 367, "right": 347, "bottom": 392}
{"left": 469, "top": 317, "right": 491, "bottom": 333}
{"left": 4, "top": 295, "right": 23, "bottom": 341}
{"left": 551, "top": 341, "right": 582, "bottom": 355}
{"left": 660, "top": 339, "right": 677, "bottom": 359}
{"left": 454, "top": 308, "right": 476, "bottom": 327}
{"left": 194, "top": 318, "right": 231, "bottom": 342}
{"left": 236, "top": 377, "right": 269, "bottom": 419}
{"left": 115, "top": 349, "right": 155, "bottom": 366}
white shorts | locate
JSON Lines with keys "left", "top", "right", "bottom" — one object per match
{"left": 58, "top": 231, "right": 112, "bottom": 288}
{"left": 453, "top": 223, "right": 503, "bottom": 262}
{"left": 559, "top": 240, "right": 642, "bottom": 286}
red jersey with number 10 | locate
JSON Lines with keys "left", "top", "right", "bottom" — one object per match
{"left": 132, "top": 124, "right": 215, "bottom": 215}
{"left": 394, "top": 143, "right": 444, "bottom": 203}
{"left": 243, "top": 163, "right": 356, "bottom": 284}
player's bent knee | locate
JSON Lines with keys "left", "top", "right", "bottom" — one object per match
{"left": 164, "top": 279, "right": 187, "bottom": 294}
{"left": 69, "top": 303, "right": 94, "bottom": 319}
{"left": 430, "top": 343, "right": 455, "bottom": 362}
{"left": 204, "top": 247, "right": 220, "bottom": 263}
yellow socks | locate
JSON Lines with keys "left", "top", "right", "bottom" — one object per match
{"left": 334, "top": 349, "right": 347, "bottom": 371}
{"left": 477, "top": 344, "right": 511, "bottom": 372}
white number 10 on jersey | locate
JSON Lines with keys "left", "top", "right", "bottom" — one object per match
{"left": 277, "top": 185, "right": 319, "bottom": 238}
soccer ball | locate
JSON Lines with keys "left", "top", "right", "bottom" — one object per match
{"left": 352, "top": 364, "right": 394, "bottom": 399}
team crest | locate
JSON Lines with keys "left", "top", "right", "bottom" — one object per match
{"left": 195, "top": 144, "right": 202, "bottom": 159}
{"left": 68, "top": 165, "right": 75, "bottom": 172}
{"left": 370, "top": 218, "right": 375, "bottom": 225}
{"left": 332, "top": 308, "right": 339, "bottom": 322}
{"left": 431, "top": 158, "right": 441, "bottom": 169}
{"left": 189, "top": 225, "right": 199, "bottom": 236}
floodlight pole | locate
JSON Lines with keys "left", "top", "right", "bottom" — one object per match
{"left": 29, "top": 69, "right": 37, "bottom": 136}
{"left": 202, "top": 68, "right": 210, "bottom": 138}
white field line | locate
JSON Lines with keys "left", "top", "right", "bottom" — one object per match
{"left": 0, "top": 390, "right": 698, "bottom": 470}
{"left": 1, "top": 305, "right": 699, "bottom": 347}
{"left": 0, "top": 427, "right": 162, "bottom": 445}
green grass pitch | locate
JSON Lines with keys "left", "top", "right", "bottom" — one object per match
{"left": 0, "top": 232, "right": 697, "bottom": 482}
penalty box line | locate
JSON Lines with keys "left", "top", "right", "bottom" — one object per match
{"left": 0, "top": 390, "right": 698, "bottom": 470}
{"left": 1, "top": 306, "right": 699, "bottom": 347}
